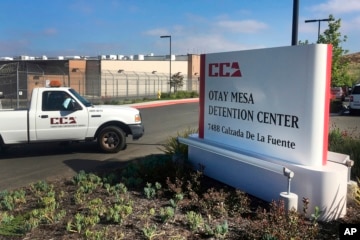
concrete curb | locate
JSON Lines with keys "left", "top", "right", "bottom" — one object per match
{"left": 128, "top": 98, "right": 199, "bottom": 109}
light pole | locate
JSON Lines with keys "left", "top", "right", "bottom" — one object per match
{"left": 304, "top": 18, "right": 331, "bottom": 42}
{"left": 160, "top": 35, "right": 172, "bottom": 93}
{"left": 291, "top": 0, "right": 299, "bottom": 45}
{"left": 152, "top": 70, "right": 161, "bottom": 98}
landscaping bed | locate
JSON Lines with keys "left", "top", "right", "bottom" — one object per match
{"left": 0, "top": 153, "right": 359, "bottom": 240}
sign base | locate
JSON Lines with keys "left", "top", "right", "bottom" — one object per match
{"left": 186, "top": 134, "right": 348, "bottom": 221}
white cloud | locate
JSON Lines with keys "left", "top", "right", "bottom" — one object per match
{"left": 69, "top": 1, "right": 94, "bottom": 15}
{"left": 300, "top": 18, "right": 317, "bottom": 33}
{"left": 43, "top": 28, "right": 57, "bottom": 36}
{"left": 311, "top": 0, "right": 360, "bottom": 13}
{"left": 143, "top": 28, "right": 169, "bottom": 36}
{"left": 174, "top": 34, "right": 265, "bottom": 54}
{"left": 341, "top": 16, "right": 360, "bottom": 50}
{"left": 350, "top": 16, "right": 360, "bottom": 29}
{"left": 214, "top": 20, "right": 268, "bottom": 34}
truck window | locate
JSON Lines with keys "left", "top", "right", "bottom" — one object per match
{"left": 42, "top": 91, "right": 72, "bottom": 111}
{"left": 69, "top": 89, "right": 92, "bottom": 107}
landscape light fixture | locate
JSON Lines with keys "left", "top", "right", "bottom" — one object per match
{"left": 160, "top": 35, "right": 172, "bottom": 93}
{"left": 304, "top": 18, "right": 331, "bottom": 42}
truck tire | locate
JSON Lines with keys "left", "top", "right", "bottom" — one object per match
{"left": 98, "top": 126, "right": 126, "bottom": 153}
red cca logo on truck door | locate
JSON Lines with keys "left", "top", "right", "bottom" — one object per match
{"left": 208, "top": 62, "right": 242, "bottom": 77}
{"left": 50, "top": 117, "right": 77, "bottom": 124}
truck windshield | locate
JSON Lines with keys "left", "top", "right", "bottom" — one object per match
{"left": 69, "top": 89, "right": 93, "bottom": 107}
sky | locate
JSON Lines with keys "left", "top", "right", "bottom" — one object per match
{"left": 0, "top": 0, "right": 359, "bottom": 58}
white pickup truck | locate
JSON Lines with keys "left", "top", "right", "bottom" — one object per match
{"left": 0, "top": 81, "right": 144, "bottom": 153}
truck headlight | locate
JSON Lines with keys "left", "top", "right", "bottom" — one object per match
{"left": 135, "top": 114, "right": 141, "bottom": 122}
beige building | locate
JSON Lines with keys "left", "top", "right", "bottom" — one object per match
{"left": 0, "top": 54, "right": 200, "bottom": 107}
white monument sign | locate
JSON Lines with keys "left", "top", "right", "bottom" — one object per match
{"left": 199, "top": 44, "right": 332, "bottom": 166}
{"left": 182, "top": 44, "right": 349, "bottom": 221}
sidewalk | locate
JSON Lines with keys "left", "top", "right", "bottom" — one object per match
{"left": 127, "top": 98, "right": 199, "bottom": 109}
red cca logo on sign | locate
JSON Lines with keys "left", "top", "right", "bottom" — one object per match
{"left": 50, "top": 117, "right": 77, "bottom": 124}
{"left": 208, "top": 62, "right": 242, "bottom": 77}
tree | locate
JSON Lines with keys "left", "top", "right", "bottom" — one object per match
{"left": 170, "top": 72, "right": 184, "bottom": 92}
{"left": 300, "top": 15, "right": 352, "bottom": 87}
{"left": 318, "top": 15, "right": 351, "bottom": 87}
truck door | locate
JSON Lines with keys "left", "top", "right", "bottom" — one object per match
{"left": 35, "top": 90, "right": 89, "bottom": 141}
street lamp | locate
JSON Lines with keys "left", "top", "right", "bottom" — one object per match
{"left": 152, "top": 70, "right": 160, "bottom": 95}
{"left": 304, "top": 18, "right": 331, "bottom": 42}
{"left": 160, "top": 35, "right": 172, "bottom": 93}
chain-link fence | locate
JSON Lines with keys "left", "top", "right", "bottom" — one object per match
{"left": 99, "top": 70, "right": 198, "bottom": 99}
{"left": 0, "top": 62, "right": 199, "bottom": 109}
{"left": 0, "top": 62, "right": 47, "bottom": 109}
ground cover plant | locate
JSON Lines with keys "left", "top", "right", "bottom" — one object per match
{"left": 0, "top": 128, "right": 359, "bottom": 239}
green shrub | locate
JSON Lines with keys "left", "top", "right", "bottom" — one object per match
{"left": 158, "top": 91, "right": 198, "bottom": 100}
{"left": 329, "top": 99, "right": 343, "bottom": 113}
{"left": 159, "top": 206, "right": 175, "bottom": 223}
{"left": 142, "top": 224, "right": 158, "bottom": 240}
{"left": 245, "top": 200, "right": 319, "bottom": 239}
{"left": 204, "top": 221, "right": 229, "bottom": 239}
{"left": 121, "top": 154, "right": 178, "bottom": 187}
{"left": 354, "top": 178, "right": 360, "bottom": 207}
{"left": 159, "top": 127, "right": 198, "bottom": 157}
{"left": 105, "top": 203, "right": 133, "bottom": 224}
{"left": 0, "top": 190, "right": 26, "bottom": 211}
{"left": 186, "top": 211, "right": 203, "bottom": 232}
{"left": 144, "top": 182, "right": 161, "bottom": 199}
{"left": 0, "top": 214, "right": 27, "bottom": 236}
{"left": 329, "top": 128, "right": 360, "bottom": 179}
{"left": 71, "top": 171, "right": 103, "bottom": 194}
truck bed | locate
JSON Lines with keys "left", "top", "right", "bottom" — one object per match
{"left": 0, "top": 109, "right": 29, "bottom": 144}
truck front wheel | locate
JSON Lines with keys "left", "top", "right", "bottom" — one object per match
{"left": 98, "top": 126, "right": 126, "bottom": 153}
